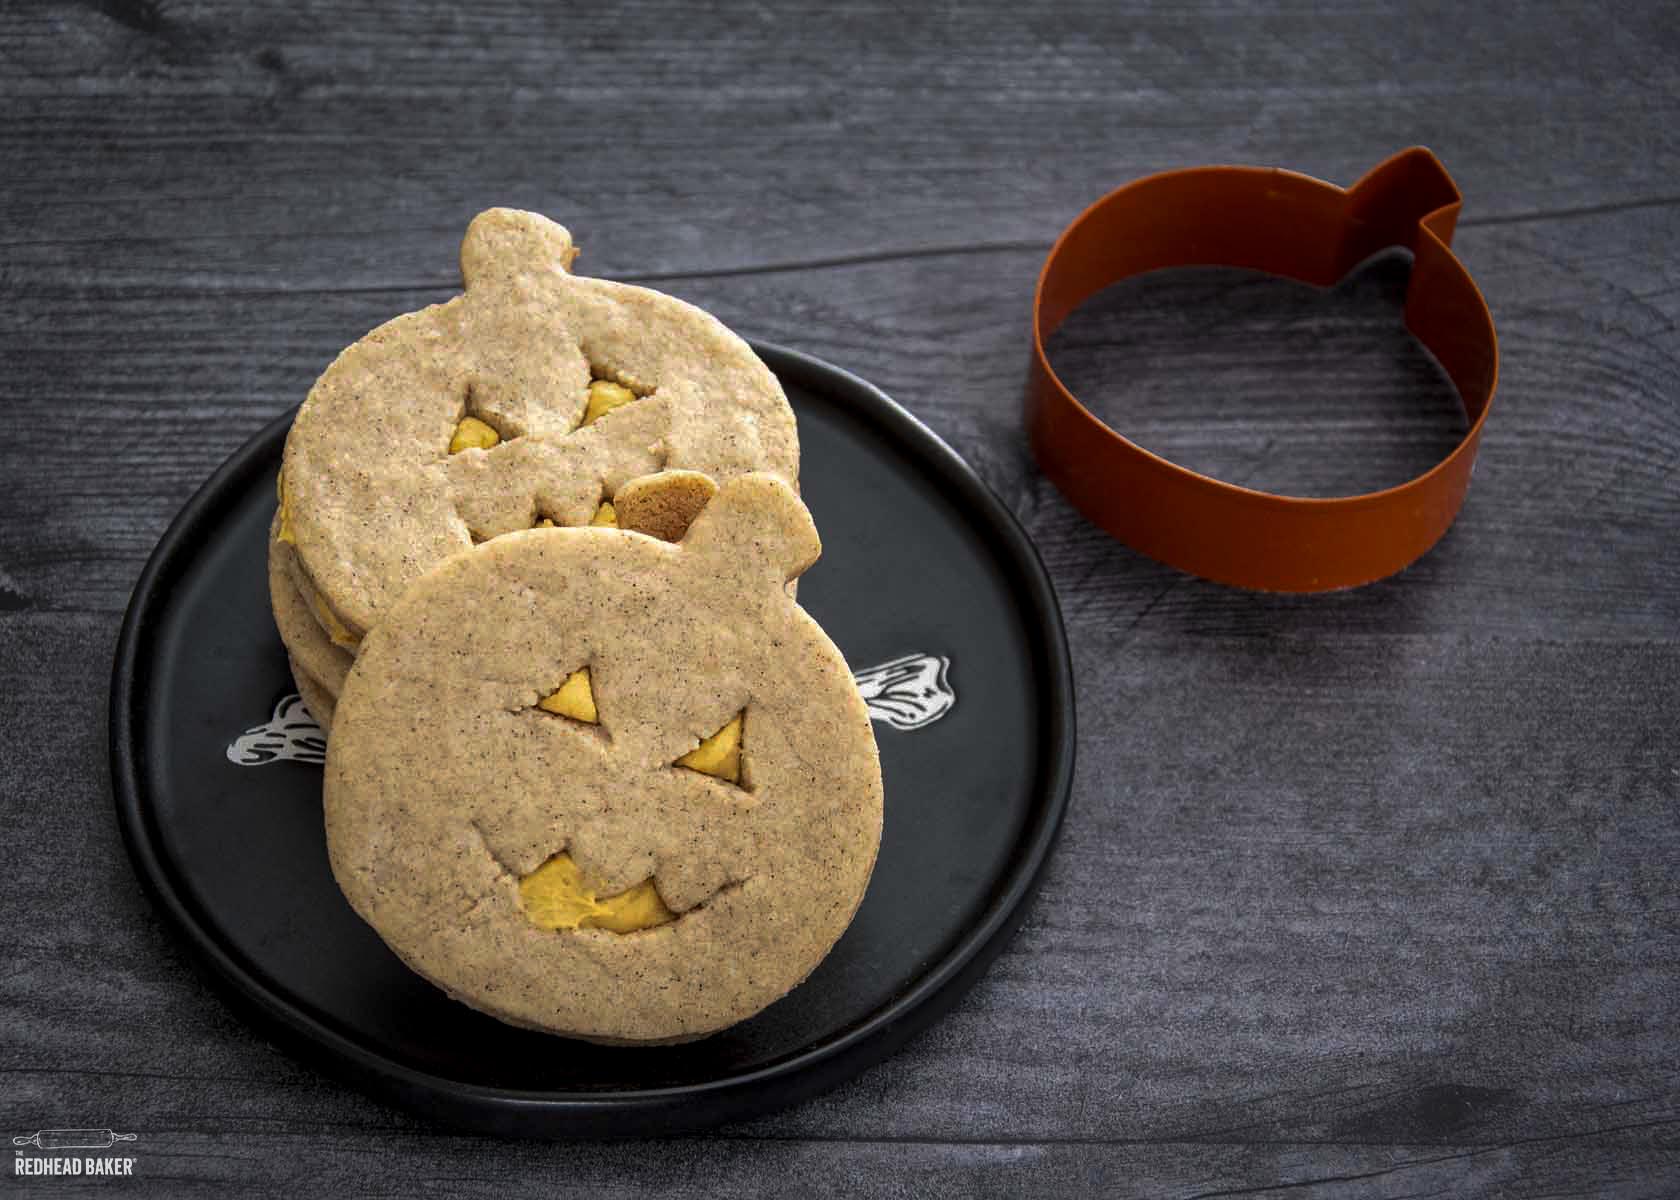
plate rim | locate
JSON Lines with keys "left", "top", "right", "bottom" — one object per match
{"left": 108, "top": 341, "right": 1076, "bottom": 1136}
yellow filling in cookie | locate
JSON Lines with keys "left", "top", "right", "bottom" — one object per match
{"left": 537, "top": 667, "right": 597, "bottom": 723}
{"left": 450, "top": 416, "right": 501, "bottom": 453}
{"left": 276, "top": 472, "right": 297, "bottom": 545}
{"left": 519, "top": 853, "right": 674, "bottom": 933}
{"left": 534, "top": 505, "right": 615, "bottom": 531}
{"left": 298, "top": 573, "right": 361, "bottom": 649}
{"left": 581, "top": 380, "right": 636, "bottom": 426}
{"left": 675, "top": 712, "right": 743, "bottom": 783}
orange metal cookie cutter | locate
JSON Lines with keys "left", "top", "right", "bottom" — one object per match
{"left": 1026, "top": 147, "right": 1499, "bottom": 592}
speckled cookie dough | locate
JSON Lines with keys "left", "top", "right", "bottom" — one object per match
{"left": 287, "top": 652, "right": 337, "bottom": 731}
{"left": 269, "top": 516, "right": 353, "bottom": 708}
{"left": 278, "top": 207, "right": 800, "bottom": 646}
{"left": 613, "top": 469, "right": 718, "bottom": 544}
{"left": 324, "top": 475, "right": 883, "bottom": 1043}
{"left": 269, "top": 472, "right": 723, "bottom": 722}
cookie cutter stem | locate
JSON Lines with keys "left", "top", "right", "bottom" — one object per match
{"left": 1027, "top": 147, "right": 1499, "bottom": 592}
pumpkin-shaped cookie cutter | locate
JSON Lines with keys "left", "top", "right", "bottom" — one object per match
{"left": 1027, "top": 147, "right": 1499, "bottom": 592}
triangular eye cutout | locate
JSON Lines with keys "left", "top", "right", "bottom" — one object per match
{"left": 581, "top": 380, "right": 637, "bottom": 427}
{"left": 674, "top": 711, "right": 744, "bottom": 784}
{"left": 537, "top": 667, "right": 598, "bottom": 724}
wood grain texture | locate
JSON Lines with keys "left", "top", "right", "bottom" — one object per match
{"left": 2, "top": 0, "right": 1678, "bottom": 1195}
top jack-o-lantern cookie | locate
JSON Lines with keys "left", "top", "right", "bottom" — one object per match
{"left": 277, "top": 208, "right": 799, "bottom": 646}
{"left": 267, "top": 471, "right": 725, "bottom": 734}
{"left": 323, "top": 474, "right": 883, "bottom": 1042}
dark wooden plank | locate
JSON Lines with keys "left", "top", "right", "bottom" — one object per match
{"left": 3, "top": 0, "right": 1679, "bottom": 278}
{"left": 3, "top": 613, "right": 1677, "bottom": 1183}
{"left": 2, "top": 1106, "right": 1678, "bottom": 1200}
{"left": 5, "top": 205, "right": 1680, "bottom": 640}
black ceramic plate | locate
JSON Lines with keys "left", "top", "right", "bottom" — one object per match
{"left": 110, "top": 343, "right": 1074, "bottom": 1137}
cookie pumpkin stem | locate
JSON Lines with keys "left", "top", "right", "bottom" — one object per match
{"left": 614, "top": 470, "right": 719, "bottom": 543}
{"left": 682, "top": 474, "right": 821, "bottom": 585}
{"left": 460, "top": 208, "right": 579, "bottom": 290}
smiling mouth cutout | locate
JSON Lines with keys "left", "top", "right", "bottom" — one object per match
{"left": 518, "top": 852, "right": 676, "bottom": 933}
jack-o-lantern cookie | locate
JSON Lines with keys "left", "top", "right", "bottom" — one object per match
{"left": 324, "top": 474, "right": 883, "bottom": 1042}
{"left": 277, "top": 207, "right": 799, "bottom": 651}
{"left": 268, "top": 473, "right": 723, "bottom": 734}
{"left": 287, "top": 653, "right": 337, "bottom": 731}
{"left": 269, "top": 516, "right": 353, "bottom": 710}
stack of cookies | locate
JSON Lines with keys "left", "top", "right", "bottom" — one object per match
{"left": 270, "top": 210, "right": 883, "bottom": 1043}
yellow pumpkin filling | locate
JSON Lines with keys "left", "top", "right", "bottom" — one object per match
{"left": 519, "top": 852, "right": 674, "bottom": 933}
{"left": 533, "top": 505, "right": 614, "bottom": 531}
{"left": 581, "top": 380, "right": 636, "bottom": 426}
{"left": 675, "top": 712, "right": 743, "bottom": 783}
{"left": 536, "top": 667, "right": 597, "bottom": 723}
{"left": 449, "top": 415, "right": 501, "bottom": 453}
{"left": 276, "top": 472, "right": 296, "bottom": 545}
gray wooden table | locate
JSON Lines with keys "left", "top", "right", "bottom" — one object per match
{"left": 3, "top": 2, "right": 1677, "bottom": 1195}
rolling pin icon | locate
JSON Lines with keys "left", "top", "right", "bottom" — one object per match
{"left": 14, "top": 1129, "right": 136, "bottom": 1150}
